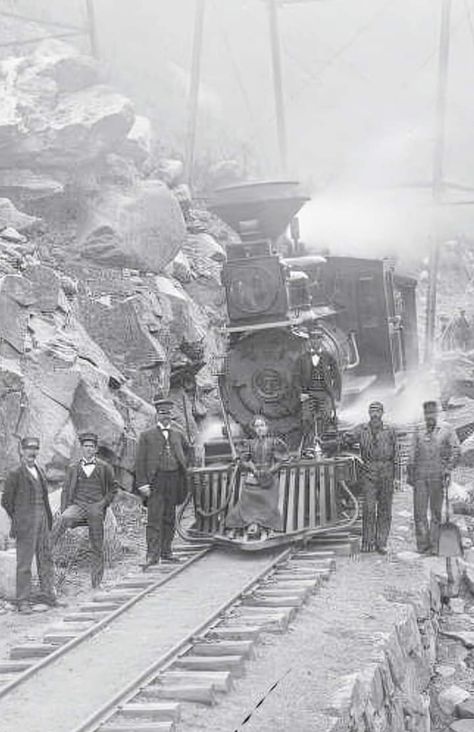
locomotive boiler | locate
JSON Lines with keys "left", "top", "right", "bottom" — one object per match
{"left": 179, "top": 180, "right": 418, "bottom": 550}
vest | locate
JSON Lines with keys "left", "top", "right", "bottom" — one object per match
{"left": 75, "top": 467, "right": 103, "bottom": 505}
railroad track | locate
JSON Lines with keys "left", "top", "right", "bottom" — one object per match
{"left": 0, "top": 541, "right": 212, "bottom": 697}
{"left": 0, "top": 533, "right": 359, "bottom": 732}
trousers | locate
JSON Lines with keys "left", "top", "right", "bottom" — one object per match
{"left": 361, "top": 466, "right": 394, "bottom": 552}
{"left": 146, "top": 471, "right": 179, "bottom": 561}
{"left": 413, "top": 475, "right": 444, "bottom": 552}
{"left": 53, "top": 502, "right": 105, "bottom": 587}
{"left": 16, "top": 509, "right": 55, "bottom": 603}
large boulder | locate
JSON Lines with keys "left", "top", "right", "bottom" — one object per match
{"left": 0, "top": 274, "right": 35, "bottom": 357}
{"left": 0, "top": 197, "right": 39, "bottom": 231}
{"left": 0, "top": 41, "right": 134, "bottom": 169}
{"left": 435, "top": 351, "right": 474, "bottom": 408}
{"left": 78, "top": 180, "right": 186, "bottom": 272}
{"left": 80, "top": 295, "right": 166, "bottom": 401}
{"left": 119, "top": 115, "right": 153, "bottom": 166}
{"left": 35, "top": 42, "right": 100, "bottom": 93}
{"left": 0, "top": 359, "right": 25, "bottom": 478}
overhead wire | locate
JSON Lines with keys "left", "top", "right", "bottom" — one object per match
{"left": 210, "top": 0, "right": 272, "bottom": 172}
{"left": 0, "top": 7, "right": 84, "bottom": 32}
{"left": 322, "top": 8, "right": 472, "bottom": 190}
{"left": 237, "top": 0, "right": 397, "bottom": 162}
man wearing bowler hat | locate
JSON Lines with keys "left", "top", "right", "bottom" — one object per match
{"left": 135, "top": 397, "right": 191, "bottom": 566}
{"left": 407, "top": 400, "right": 460, "bottom": 554}
{"left": 345, "top": 401, "right": 400, "bottom": 554}
{"left": 53, "top": 432, "right": 117, "bottom": 588}
{"left": 1, "top": 437, "right": 58, "bottom": 613}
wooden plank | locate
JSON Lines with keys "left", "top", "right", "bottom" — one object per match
{"left": 244, "top": 594, "right": 304, "bottom": 608}
{"left": 278, "top": 468, "right": 287, "bottom": 529}
{"left": 140, "top": 684, "right": 217, "bottom": 706}
{"left": 205, "top": 626, "right": 261, "bottom": 641}
{"left": 232, "top": 613, "right": 289, "bottom": 632}
{"left": 319, "top": 465, "right": 327, "bottom": 526}
{"left": 119, "top": 702, "right": 180, "bottom": 722}
{"left": 212, "top": 470, "right": 221, "bottom": 534}
{"left": 329, "top": 464, "right": 337, "bottom": 521}
{"left": 218, "top": 471, "right": 228, "bottom": 534}
{"left": 10, "top": 644, "right": 56, "bottom": 660}
{"left": 308, "top": 465, "right": 317, "bottom": 528}
{"left": 78, "top": 603, "right": 120, "bottom": 613}
{"left": 0, "top": 661, "right": 33, "bottom": 673}
{"left": 102, "top": 724, "right": 175, "bottom": 732}
{"left": 190, "top": 640, "right": 254, "bottom": 658}
{"left": 174, "top": 655, "right": 245, "bottom": 677}
{"left": 286, "top": 468, "right": 296, "bottom": 532}
{"left": 297, "top": 466, "right": 306, "bottom": 530}
{"left": 159, "top": 670, "right": 232, "bottom": 693}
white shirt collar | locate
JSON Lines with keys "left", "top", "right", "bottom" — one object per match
{"left": 81, "top": 457, "right": 97, "bottom": 465}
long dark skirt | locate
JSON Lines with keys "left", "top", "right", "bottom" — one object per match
{"left": 225, "top": 475, "right": 283, "bottom": 531}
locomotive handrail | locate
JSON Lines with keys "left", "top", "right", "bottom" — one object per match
{"left": 188, "top": 454, "right": 359, "bottom": 473}
{"left": 346, "top": 330, "right": 361, "bottom": 370}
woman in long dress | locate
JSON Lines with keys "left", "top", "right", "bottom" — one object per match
{"left": 225, "top": 415, "right": 289, "bottom": 541}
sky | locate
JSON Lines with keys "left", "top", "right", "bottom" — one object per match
{"left": 3, "top": 0, "right": 474, "bottom": 257}
{"left": 93, "top": 0, "right": 474, "bottom": 257}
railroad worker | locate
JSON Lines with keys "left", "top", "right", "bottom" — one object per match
{"left": 1, "top": 437, "right": 58, "bottom": 614}
{"left": 453, "top": 309, "right": 471, "bottom": 351}
{"left": 407, "top": 400, "right": 460, "bottom": 555}
{"left": 53, "top": 433, "right": 118, "bottom": 588}
{"left": 134, "top": 397, "right": 191, "bottom": 566}
{"left": 225, "top": 415, "right": 289, "bottom": 542}
{"left": 345, "top": 402, "right": 399, "bottom": 555}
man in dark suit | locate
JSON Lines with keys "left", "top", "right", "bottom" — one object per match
{"left": 135, "top": 397, "right": 190, "bottom": 566}
{"left": 1, "top": 437, "right": 58, "bottom": 614}
{"left": 53, "top": 432, "right": 117, "bottom": 588}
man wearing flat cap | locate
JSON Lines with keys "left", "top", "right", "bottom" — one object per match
{"left": 134, "top": 397, "right": 191, "bottom": 565}
{"left": 407, "top": 401, "right": 460, "bottom": 554}
{"left": 345, "top": 401, "right": 400, "bottom": 554}
{"left": 1, "top": 437, "right": 58, "bottom": 613}
{"left": 53, "top": 432, "right": 118, "bottom": 588}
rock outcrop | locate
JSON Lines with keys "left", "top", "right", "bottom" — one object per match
{"left": 0, "top": 39, "right": 227, "bottom": 489}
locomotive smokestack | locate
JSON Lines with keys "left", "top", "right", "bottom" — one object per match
{"left": 209, "top": 180, "right": 309, "bottom": 245}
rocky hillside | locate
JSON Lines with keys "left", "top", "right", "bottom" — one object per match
{"left": 0, "top": 40, "right": 230, "bottom": 489}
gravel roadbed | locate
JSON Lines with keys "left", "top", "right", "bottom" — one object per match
{"left": 181, "top": 489, "right": 438, "bottom": 732}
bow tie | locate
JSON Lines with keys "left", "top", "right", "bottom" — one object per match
{"left": 82, "top": 461, "right": 96, "bottom": 466}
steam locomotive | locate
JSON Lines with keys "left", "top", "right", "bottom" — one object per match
{"left": 179, "top": 181, "right": 418, "bottom": 550}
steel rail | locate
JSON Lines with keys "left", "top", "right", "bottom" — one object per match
{"left": 0, "top": 545, "right": 212, "bottom": 701}
{"left": 71, "top": 546, "right": 293, "bottom": 732}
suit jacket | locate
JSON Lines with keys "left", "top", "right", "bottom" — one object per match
{"left": 61, "top": 458, "right": 118, "bottom": 512}
{"left": 134, "top": 423, "right": 190, "bottom": 504}
{"left": 1, "top": 463, "right": 53, "bottom": 538}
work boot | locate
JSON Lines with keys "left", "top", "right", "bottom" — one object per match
{"left": 141, "top": 559, "right": 159, "bottom": 572}
{"left": 43, "top": 596, "right": 67, "bottom": 608}
{"left": 17, "top": 601, "right": 33, "bottom": 615}
{"left": 161, "top": 553, "right": 180, "bottom": 563}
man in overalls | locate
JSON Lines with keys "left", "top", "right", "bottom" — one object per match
{"left": 407, "top": 401, "right": 460, "bottom": 555}
{"left": 347, "top": 402, "right": 400, "bottom": 554}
